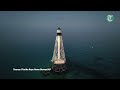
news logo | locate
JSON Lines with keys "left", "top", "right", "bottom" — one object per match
{"left": 107, "top": 15, "right": 114, "bottom": 22}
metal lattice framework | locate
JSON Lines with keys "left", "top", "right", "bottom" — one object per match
{"left": 51, "top": 28, "right": 66, "bottom": 65}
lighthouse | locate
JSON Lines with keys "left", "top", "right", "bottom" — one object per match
{"left": 51, "top": 27, "right": 67, "bottom": 72}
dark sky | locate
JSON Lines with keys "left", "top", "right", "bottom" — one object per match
{"left": 0, "top": 11, "right": 120, "bottom": 53}
{"left": 0, "top": 11, "right": 120, "bottom": 47}
{"left": 0, "top": 11, "right": 120, "bottom": 31}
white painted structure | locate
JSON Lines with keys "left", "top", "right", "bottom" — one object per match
{"left": 51, "top": 28, "right": 66, "bottom": 65}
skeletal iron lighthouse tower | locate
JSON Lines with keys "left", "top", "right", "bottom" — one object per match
{"left": 51, "top": 27, "right": 67, "bottom": 72}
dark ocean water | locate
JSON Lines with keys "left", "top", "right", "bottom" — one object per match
{"left": 0, "top": 27, "right": 120, "bottom": 79}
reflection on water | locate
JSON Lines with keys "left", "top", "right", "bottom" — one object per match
{"left": 41, "top": 55, "right": 120, "bottom": 79}
{"left": 0, "top": 29, "right": 120, "bottom": 79}
{"left": 42, "top": 57, "right": 108, "bottom": 79}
